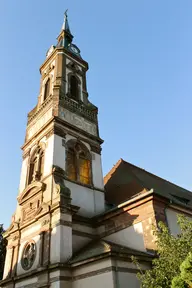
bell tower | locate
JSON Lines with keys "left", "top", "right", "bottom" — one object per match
{"left": 1, "top": 12, "right": 105, "bottom": 287}
{"left": 21, "top": 10, "right": 104, "bottom": 216}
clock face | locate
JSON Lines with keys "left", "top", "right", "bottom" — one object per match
{"left": 47, "top": 45, "right": 54, "bottom": 57}
{"left": 70, "top": 45, "right": 79, "bottom": 54}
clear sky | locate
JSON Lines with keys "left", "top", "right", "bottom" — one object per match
{"left": 1, "top": 0, "right": 192, "bottom": 228}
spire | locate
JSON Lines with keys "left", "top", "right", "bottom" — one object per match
{"left": 61, "top": 10, "right": 71, "bottom": 34}
{"left": 57, "top": 10, "right": 73, "bottom": 48}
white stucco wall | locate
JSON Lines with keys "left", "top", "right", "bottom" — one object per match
{"left": 19, "top": 157, "right": 28, "bottom": 193}
{"left": 72, "top": 271, "right": 114, "bottom": 288}
{"left": 166, "top": 208, "right": 181, "bottom": 236}
{"left": 65, "top": 180, "right": 105, "bottom": 217}
{"left": 3, "top": 247, "right": 12, "bottom": 279}
{"left": 72, "top": 235, "right": 91, "bottom": 254}
{"left": 50, "top": 225, "right": 72, "bottom": 263}
{"left": 21, "top": 223, "right": 41, "bottom": 240}
{"left": 118, "top": 272, "right": 140, "bottom": 288}
{"left": 166, "top": 208, "right": 192, "bottom": 236}
{"left": 15, "top": 277, "right": 37, "bottom": 288}
{"left": 104, "top": 222, "right": 146, "bottom": 252}
{"left": 92, "top": 153, "right": 104, "bottom": 190}
{"left": 44, "top": 134, "right": 54, "bottom": 176}
{"left": 51, "top": 281, "right": 71, "bottom": 288}
{"left": 53, "top": 134, "right": 65, "bottom": 170}
{"left": 73, "top": 259, "right": 114, "bottom": 288}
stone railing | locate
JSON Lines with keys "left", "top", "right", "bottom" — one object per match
{"left": 61, "top": 95, "right": 98, "bottom": 123}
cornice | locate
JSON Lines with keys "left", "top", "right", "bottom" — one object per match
{"left": 55, "top": 116, "right": 103, "bottom": 145}
{"left": 72, "top": 229, "right": 96, "bottom": 239}
{"left": 0, "top": 254, "right": 152, "bottom": 287}
{"left": 39, "top": 47, "right": 88, "bottom": 72}
{"left": 22, "top": 114, "right": 103, "bottom": 151}
{"left": 94, "top": 190, "right": 155, "bottom": 225}
{"left": 21, "top": 118, "right": 54, "bottom": 150}
{"left": 167, "top": 203, "right": 192, "bottom": 216}
{"left": 27, "top": 94, "right": 53, "bottom": 125}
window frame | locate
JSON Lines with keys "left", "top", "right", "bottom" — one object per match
{"left": 65, "top": 140, "right": 92, "bottom": 186}
{"left": 68, "top": 73, "right": 81, "bottom": 101}
{"left": 28, "top": 147, "right": 45, "bottom": 185}
{"left": 43, "top": 78, "right": 51, "bottom": 101}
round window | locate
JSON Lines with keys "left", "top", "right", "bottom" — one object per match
{"left": 21, "top": 241, "right": 36, "bottom": 270}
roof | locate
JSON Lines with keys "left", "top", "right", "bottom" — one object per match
{"left": 61, "top": 10, "right": 72, "bottom": 35}
{"left": 69, "top": 240, "right": 152, "bottom": 265}
{"left": 104, "top": 158, "right": 192, "bottom": 208}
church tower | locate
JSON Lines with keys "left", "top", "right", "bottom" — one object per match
{"left": 1, "top": 12, "right": 105, "bottom": 287}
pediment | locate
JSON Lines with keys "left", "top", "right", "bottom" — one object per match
{"left": 5, "top": 220, "right": 20, "bottom": 236}
{"left": 18, "top": 181, "right": 46, "bottom": 205}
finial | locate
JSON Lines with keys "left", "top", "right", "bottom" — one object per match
{"left": 61, "top": 9, "right": 71, "bottom": 34}
{"left": 57, "top": 10, "right": 73, "bottom": 48}
{"left": 64, "top": 9, "right": 68, "bottom": 17}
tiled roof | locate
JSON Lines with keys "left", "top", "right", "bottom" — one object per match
{"left": 105, "top": 159, "right": 192, "bottom": 208}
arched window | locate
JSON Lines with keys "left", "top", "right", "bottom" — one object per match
{"left": 66, "top": 148, "right": 76, "bottom": 181}
{"left": 28, "top": 155, "right": 38, "bottom": 184}
{"left": 28, "top": 147, "right": 45, "bottom": 185}
{"left": 39, "top": 150, "right": 45, "bottom": 180}
{"left": 66, "top": 140, "right": 91, "bottom": 185}
{"left": 79, "top": 151, "right": 91, "bottom": 185}
{"left": 70, "top": 75, "right": 79, "bottom": 100}
{"left": 44, "top": 78, "right": 50, "bottom": 100}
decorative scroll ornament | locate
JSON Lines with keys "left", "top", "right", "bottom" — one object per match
{"left": 21, "top": 241, "right": 36, "bottom": 270}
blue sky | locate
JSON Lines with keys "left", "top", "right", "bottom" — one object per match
{"left": 1, "top": 0, "right": 192, "bottom": 228}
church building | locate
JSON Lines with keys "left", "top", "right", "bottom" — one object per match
{"left": 1, "top": 12, "right": 192, "bottom": 288}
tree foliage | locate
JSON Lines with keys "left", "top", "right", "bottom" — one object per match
{"left": 133, "top": 215, "right": 192, "bottom": 288}
{"left": 171, "top": 275, "right": 188, "bottom": 288}
{"left": 180, "top": 252, "right": 192, "bottom": 286}
{"left": 0, "top": 225, "right": 7, "bottom": 280}
{"left": 171, "top": 252, "right": 192, "bottom": 288}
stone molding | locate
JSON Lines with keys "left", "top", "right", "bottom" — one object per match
{"left": 72, "top": 214, "right": 93, "bottom": 227}
{"left": 72, "top": 229, "right": 96, "bottom": 239}
{"left": 22, "top": 118, "right": 54, "bottom": 150}
{"left": 27, "top": 94, "right": 53, "bottom": 125}
{"left": 55, "top": 116, "right": 103, "bottom": 144}
{"left": 90, "top": 143, "right": 102, "bottom": 154}
{"left": 45, "top": 125, "right": 66, "bottom": 139}
{"left": 59, "top": 95, "right": 98, "bottom": 124}
{"left": 39, "top": 47, "right": 88, "bottom": 73}
{"left": 17, "top": 181, "right": 46, "bottom": 205}
{"left": 22, "top": 116, "right": 103, "bottom": 152}
{"left": 52, "top": 219, "right": 72, "bottom": 228}
{"left": 22, "top": 149, "right": 30, "bottom": 160}
{"left": 0, "top": 256, "right": 148, "bottom": 287}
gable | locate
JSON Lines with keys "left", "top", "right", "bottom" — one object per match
{"left": 105, "top": 159, "right": 192, "bottom": 209}
{"left": 105, "top": 160, "right": 147, "bottom": 205}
